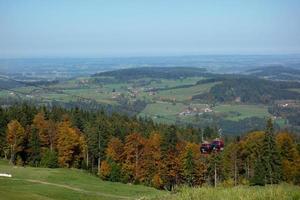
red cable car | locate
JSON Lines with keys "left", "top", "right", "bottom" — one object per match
{"left": 210, "top": 138, "right": 224, "bottom": 152}
{"left": 200, "top": 141, "right": 211, "bottom": 153}
{"left": 200, "top": 138, "right": 224, "bottom": 154}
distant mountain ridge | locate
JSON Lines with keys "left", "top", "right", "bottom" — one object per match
{"left": 93, "top": 67, "right": 208, "bottom": 81}
{"left": 245, "top": 66, "right": 300, "bottom": 81}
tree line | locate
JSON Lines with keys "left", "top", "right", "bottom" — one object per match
{"left": 0, "top": 103, "right": 299, "bottom": 190}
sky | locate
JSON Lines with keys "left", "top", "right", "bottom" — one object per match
{"left": 0, "top": 0, "right": 300, "bottom": 58}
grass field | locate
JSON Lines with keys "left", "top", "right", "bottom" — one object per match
{"left": 213, "top": 104, "right": 270, "bottom": 121}
{"left": 0, "top": 160, "right": 164, "bottom": 200}
{"left": 156, "top": 82, "right": 219, "bottom": 102}
{"left": 139, "top": 101, "right": 185, "bottom": 123}
{"left": 3, "top": 162, "right": 298, "bottom": 200}
{"left": 144, "top": 77, "right": 203, "bottom": 89}
{"left": 152, "top": 184, "right": 300, "bottom": 200}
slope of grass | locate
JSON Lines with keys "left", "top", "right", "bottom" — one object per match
{"left": 152, "top": 184, "right": 300, "bottom": 200}
{"left": 0, "top": 160, "right": 165, "bottom": 200}
{"left": 214, "top": 104, "right": 270, "bottom": 121}
{"left": 156, "top": 82, "right": 218, "bottom": 102}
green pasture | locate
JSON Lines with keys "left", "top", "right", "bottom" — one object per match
{"left": 0, "top": 160, "right": 164, "bottom": 200}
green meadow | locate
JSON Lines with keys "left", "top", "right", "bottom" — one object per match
{"left": 0, "top": 160, "right": 164, "bottom": 200}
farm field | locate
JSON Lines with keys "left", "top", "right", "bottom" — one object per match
{"left": 2, "top": 66, "right": 297, "bottom": 133}
{"left": 0, "top": 160, "right": 165, "bottom": 200}
{"left": 213, "top": 104, "right": 270, "bottom": 121}
{"left": 155, "top": 82, "right": 219, "bottom": 102}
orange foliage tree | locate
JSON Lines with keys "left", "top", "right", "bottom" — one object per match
{"left": 122, "top": 133, "right": 145, "bottom": 183}
{"left": 33, "top": 112, "right": 57, "bottom": 152}
{"left": 276, "top": 131, "right": 300, "bottom": 183}
{"left": 140, "top": 132, "right": 163, "bottom": 188}
{"left": 56, "top": 118, "right": 86, "bottom": 168}
{"left": 6, "top": 120, "right": 26, "bottom": 164}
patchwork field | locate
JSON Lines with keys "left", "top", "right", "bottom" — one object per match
{"left": 0, "top": 72, "right": 286, "bottom": 133}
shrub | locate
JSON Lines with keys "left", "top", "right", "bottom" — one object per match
{"left": 40, "top": 149, "right": 58, "bottom": 168}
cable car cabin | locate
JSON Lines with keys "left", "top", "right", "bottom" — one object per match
{"left": 200, "top": 138, "right": 224, "bottom": 154}
{"left": 200, "top": 141, "right": 211, "bottom": 154}
{"left": 210, "top": 138, "right": 224, "bottom": 152}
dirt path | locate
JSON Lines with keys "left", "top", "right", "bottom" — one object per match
{"left": 1, "top": 177, "right": 132, "bottom": 199}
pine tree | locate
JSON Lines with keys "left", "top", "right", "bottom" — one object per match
{"left": 160, "top": 125, "right": 179, "bottom": 190}
{"left": 0, "top": 107, "right": 8, "bottom": 158}
{"left": 183, "top": 149, "right": 195, "bottom": 186}
{"left": 251, "top": 156, "right": 266, "bottom": 186}
{"left": 261, "top": 119, "right": 282, "bottom": 184}
{"left": 28, "top": 126, "right": 41, "bottom": 167}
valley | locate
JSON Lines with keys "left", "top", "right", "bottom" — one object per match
{"left": 1, "top": 63, "right": 300, "bottom": 134}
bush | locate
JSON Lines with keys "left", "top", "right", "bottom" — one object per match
{"left": 40, "top": 149, "right": 58, "bottom": 168}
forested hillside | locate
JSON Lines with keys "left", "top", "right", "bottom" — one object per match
{"left": 93, "top": 67, "right": 208, "bottom": 81}
{"left": 0, "top": 104, "right": 299, "bottom": 191}
{"left": 246, "top": 66, "right": 300, "bottom": 81}
{"left": 193, "top": 76, "right": 300, "bottom": 104}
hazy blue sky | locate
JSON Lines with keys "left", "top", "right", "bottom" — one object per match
{"left": 0, "top": 0, "right": 300, "bottom": 58}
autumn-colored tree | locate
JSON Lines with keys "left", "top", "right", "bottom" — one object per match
{"left": 100, "top": 137, "right": 124, "bottom": 182}
{"left": 181, "top": 142, "right": 206, "bottom": 186}
{"left": 160, "top": 125, "right": 181, "bottom": 190}
{"left": 140, "top": 133, "right": 163, "bottom": 187}
{"left": 106, "top": 137, "right": 124, "bottom": 162}
{"left": 100, "top": 160, "right": 111, "bottom": 179}
{"left": 56, "top": 119, "right": 86, "bottom": 168}
{"left": 239, "top": 131, "right": 265, "bottom": 179}
{"left": 276, "top": 131, "right": 300, "bottom": 183}
{"left": 33, "top": 112, "right": 48, "bottom": 146}
{"left": 32, "top": 112, "right": 57, "bottom": 151}
{"left": 122, "top": 133, "right": 145, "bottom": 183}
{"left": 6, "top": 120, "right": 26, "bottom": 164}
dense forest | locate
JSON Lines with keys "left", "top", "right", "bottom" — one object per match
{"left": 193, "top": 76, "right": 300, "bottom": 104}
{"left": 0, "top": 103, "right": 300, "bottom": 190}
{"left": 246, "top": 66, "right": 300, "bottom": 81}
{"left": 93, "top": 67, "right": 208, "bottom": 82}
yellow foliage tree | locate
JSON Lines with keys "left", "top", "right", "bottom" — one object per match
{"left": 141, "top": 133, "right": 163, "bottom": 187}
{"left": 33, "top": 112, "right": 57, "bottom": 151}
{"left": 56, "top": 119, "right": 86, "bottom": 168}
{"left": 106, "top": 137, "right": 123, "bottom": 162}
{"left": 276, "top": 132, "right": 300, "bottom": 183}
{"left": 100, "top": 160, "right": 111, "bottom": 179}
{"left": 122, "top": 133, "right": 145, "bottom": 183}
{"left": 6, "top": 120, "right": 26, "bottom": 164}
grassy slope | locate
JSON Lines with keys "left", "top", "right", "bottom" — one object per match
{"left": 156, "top": 82, "right": 218, "bottom": 102}
{"left": 213, "top": 104, "right": 270, "bottom": 121}
{"left": 153, "top": 185, "right": 300, "bottom": 200}
{"left": 0, "top": 160, "right": 164, "bottom": 200}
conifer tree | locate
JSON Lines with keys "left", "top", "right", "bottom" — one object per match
{"left": 261, "top": 119, "right": 282, "bottom": 184}
{"left": 251, "top": 156, "right": 266, "bottom": 186}
{"left": 160, "top": 125, "right": 179, "bottom": 190}
{"left": 28, "top": 126, "right": 41, "bottom": 167}
{"left": 183, "top": 148, "right": 195, "bottom": 186}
